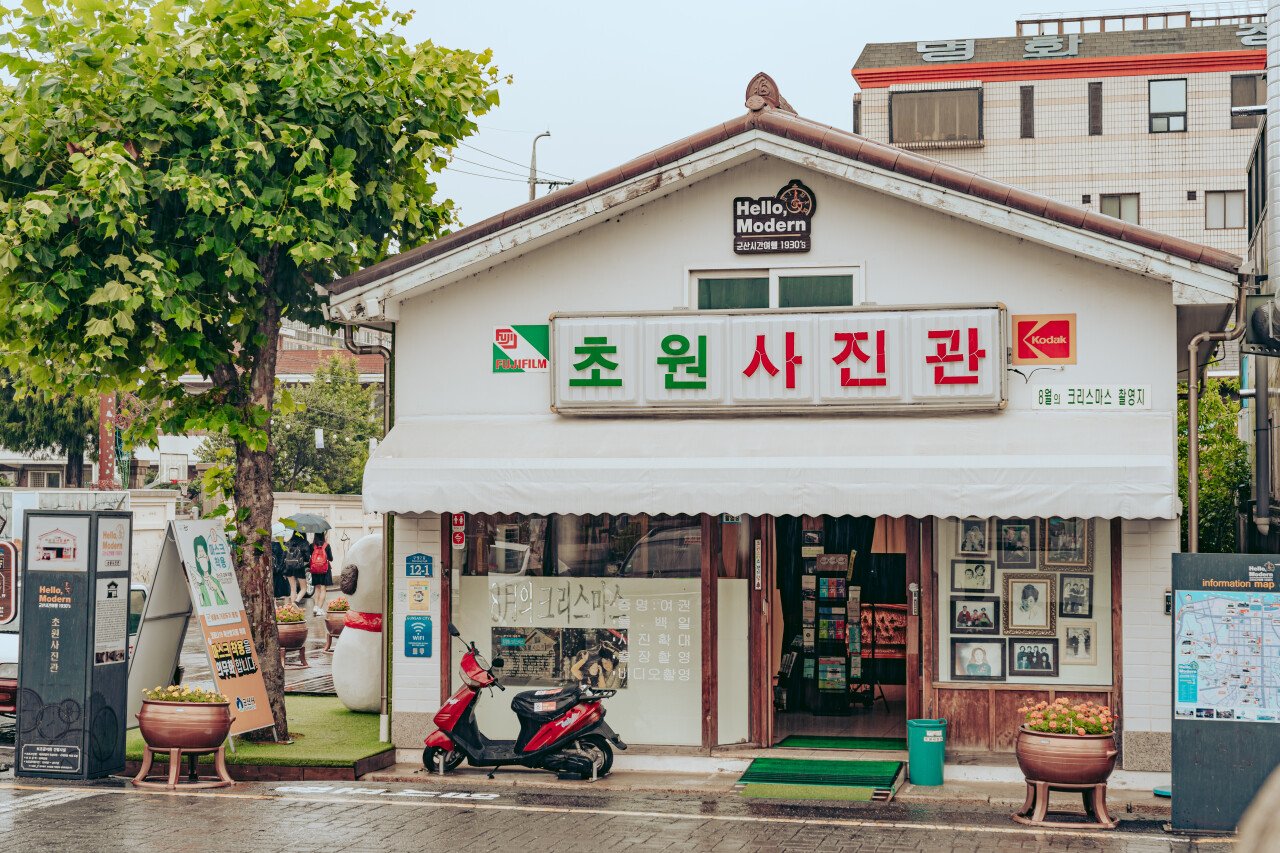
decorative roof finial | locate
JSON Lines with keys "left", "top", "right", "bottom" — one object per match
{"left": 744, "top": 72, "right": 795, "bottom": 114}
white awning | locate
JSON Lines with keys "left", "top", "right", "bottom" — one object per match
{"left": 364, "top": 412, "right": 1177, "bottom": 520}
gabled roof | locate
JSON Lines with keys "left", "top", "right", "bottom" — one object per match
{"left": 328, "top": 73, "right": 1238, "bottom": 305}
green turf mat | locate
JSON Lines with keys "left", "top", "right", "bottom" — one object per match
{"left": 738, "top": 757, "right": 902, "bottom": 788}
{"left": 776, "top": 735, "right": 907, "bottom": 751}
{"left": 127, "top": 695, "right": 389, "bottom": 768}
{"left": 740, "top": 782, "right": 876, "bottom": 801}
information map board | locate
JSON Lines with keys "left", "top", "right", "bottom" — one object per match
{"left": 1172, "top": 553, "right": 1280, "bottom": 833}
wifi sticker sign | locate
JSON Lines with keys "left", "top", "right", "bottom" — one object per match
{"left": 1012, "top": 314, "right": 1076, "bottom": 365}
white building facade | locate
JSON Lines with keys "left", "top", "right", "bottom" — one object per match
{"left": 330, "top": 76, "right": 1238, "bottom": 771}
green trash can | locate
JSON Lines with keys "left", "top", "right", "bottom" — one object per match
{"left": 906, "top": 718, "right": 947, "bottom": 786}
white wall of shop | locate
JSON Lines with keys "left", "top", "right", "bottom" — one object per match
{"left": 394, "top": 155, "right": 1179, "bottom": 422}
{"left": 1120, "top": 519, "right": 1180, "bottom": 746}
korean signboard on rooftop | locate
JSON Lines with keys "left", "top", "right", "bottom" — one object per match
{"left": 550, "top": 306, "right": 1006, "bottom": 414}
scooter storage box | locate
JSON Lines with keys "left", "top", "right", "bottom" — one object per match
{"left": 511, "top": 686, "right": 580, "bottom": 724}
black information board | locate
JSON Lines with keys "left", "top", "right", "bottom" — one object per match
{"left": 16, "top": 510, "right": 132, "bottom": 780}
{"left": 1171, "top": 553, "right": 1280, "bottom": 833}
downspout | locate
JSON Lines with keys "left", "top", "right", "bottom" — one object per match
{"left": 342, "top": 323, "right": 394, "bottom": 739}
{"left": 1187, "top": 283, "right": 1247, "bottom": 553}
{"left": 1257, "top": 357, "right": 1271, "bottom": 538}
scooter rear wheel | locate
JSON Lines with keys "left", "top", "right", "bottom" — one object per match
{"left": 423, "top": 746, "right": 464, "bottom": 773}
{"left": 575, "top": 734, "right": 613, "bottom": 779}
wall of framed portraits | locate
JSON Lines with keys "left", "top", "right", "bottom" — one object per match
{"left": 934, "top": 516, "right": 1113, "bottom": 688}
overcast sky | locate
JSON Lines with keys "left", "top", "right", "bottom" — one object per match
{"left": 395, "top": 1, "right": 1185, "bottom": 225}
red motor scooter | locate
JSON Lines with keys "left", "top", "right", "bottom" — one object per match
{"left": 423, "top": 623, "right": 627, "bottom": 780}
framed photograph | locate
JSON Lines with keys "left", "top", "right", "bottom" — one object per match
{"left": 1002, "top": 573, "right": 1057, "bottom": 636}
{"left": 996, "top": 519, "right": 1037, "bottom": 569}
{"left": 1058, "top": 573, "right": 1094, "bottom": 619}
{"left": 1063, "top": 622, "right": 1097, "bottom": 666}
{"left": 951, "top": 596, "right": 999, "bottom": 635}
{"left": 957, "top": 517, "right": 991, "bottom": 557}
{"left": 1009, "top": 639, "right": 1059, "bottom": 678}
{"left": 951, "top": 638, "right": 1006, "bottom": 681}
{"left": 950, "top": 559, "right": 995, "bottom": 594}
{"left": 1041, "top": 517, "right": 1093, "bottom": 571}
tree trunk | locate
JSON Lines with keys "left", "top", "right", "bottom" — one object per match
{"left": 229, "top": 265, "right": 288, "bottom": 741}
{"left": 64, "top": 445, "right": 84, "bottom": 488}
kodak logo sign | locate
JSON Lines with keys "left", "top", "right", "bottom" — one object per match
{"left": 1012, "top": 314, "right": 1076, "bottom": 365}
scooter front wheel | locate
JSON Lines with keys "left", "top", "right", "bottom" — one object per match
{"left": 423, "top": 746, "right": 464, "bottom": 773}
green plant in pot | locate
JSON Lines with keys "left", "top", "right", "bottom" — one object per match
{"left": 1014, "top": 698, "right": 1118, "bottom": 785}
{"left": 137, "top": 685, "right": 233, "bottom": 750}
{"left": 276, "top": 603, "right": 308, "bottom": 650}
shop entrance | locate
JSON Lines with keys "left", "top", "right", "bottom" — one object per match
{"left": 768, "top": 515, "right": 911, "bottom": 745}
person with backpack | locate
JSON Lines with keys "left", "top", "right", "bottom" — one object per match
{"left": 284, "top": 531, "right": 310, "bottom": 605}
{"left": 309, "top": 532, "right": 334, "bottom": 616}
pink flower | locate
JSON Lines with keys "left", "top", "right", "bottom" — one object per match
{"left": 1076, "top": 727, "right": 1085, "bottom": 736}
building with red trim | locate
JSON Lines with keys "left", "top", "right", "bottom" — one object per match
{"left": 852, "top": 14, "right": 1266, "bottom": 256}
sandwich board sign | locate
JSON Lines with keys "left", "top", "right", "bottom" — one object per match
{"left": 128, "top": 520, "right": 274, "bottom": 734}
{"left": 16, "top": 510, "right": 132, "bottom": 780}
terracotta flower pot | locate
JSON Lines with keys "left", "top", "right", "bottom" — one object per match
{"left": 277, "top": 620, "right": 308, "bottom": 650}
{"left": 324, "top": 612, "right": 347, "bottom": 638}
{"left": 1015, "top": 726, "right": 1118, "bottom": 785}
{"left": 137, "top": 700, "right": 233, "bottom": 751}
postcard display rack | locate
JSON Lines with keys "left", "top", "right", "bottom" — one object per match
{"left": 793, "top": 548, "right": 850, "bottom": 715}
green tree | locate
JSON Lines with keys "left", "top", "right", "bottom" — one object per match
{"left": 0, "top": 367, "right": 98, "bottom": 487}
{"left": 199, "top": 354, "right": 379, "bottom": 494}
{"left": 1179, "top": 378, "right": 1251, "bottom": 553}
{"left": 0, "top": 0, "right": 501, "bottom": 737}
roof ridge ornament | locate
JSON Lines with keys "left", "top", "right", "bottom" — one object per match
{"left": 745, "top": 72, "right": 795, "bottom": 114}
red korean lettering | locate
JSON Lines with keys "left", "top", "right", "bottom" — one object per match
{"left": 743, "top": 331, "right": 804, "bottom": 389}
{"left": 832, "top": 330, "right": 887, "bottom": 387}
{"left": 926, "top": 327, "right": 986, "bottom": 385}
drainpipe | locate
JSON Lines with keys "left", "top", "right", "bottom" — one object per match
{"left": 1188, "top": 284, "right": 1247, "bottom": 553}
{"left": 1257, "top": 357, "right": 1272, "bottom": 538}
{"left": 343, "top": 325, "right": 392, "bottom": 437}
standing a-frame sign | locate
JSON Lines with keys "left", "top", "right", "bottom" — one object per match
{"left": 128, "top": 520, "right": 274, "bottom": 735}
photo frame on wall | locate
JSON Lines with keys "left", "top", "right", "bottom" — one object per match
{"left": 951, "top": 638, "right": 1006, "bottom": 681}
{"left": 1009, "top": 638, "right": 1059, "bottom": 678}
{"left": 950, "top": 559, "right": 995, "bottom": 594}
{"left": 1002, "top": 573, "right": 1057, "bottom": 636}
{"left": 1058, "top": 573, "right": 1094, "bottom": 618}
{"left": 996, "top": 519, "right": 1037, "bottom": 569}
{"left": 1063, "top": 623, "right": 1097, "bottom": 666}
{"left": 1041, "top": 517, "right": 1093, "bottom": 571}
{"left": 951, "top": 596, "right": 999, "bottom": 636}
{"left": 957, "top": 518, "right": 991, "bottom": 557}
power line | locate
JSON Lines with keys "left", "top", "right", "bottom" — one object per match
{"left": 459, "top": 141, "right": 573, "bottom": 182}
{"left": 449, "top": 155, "right": 530, "bottom": 179}
{"left": 444, "top": 167, "right": 529, "bottom": 183}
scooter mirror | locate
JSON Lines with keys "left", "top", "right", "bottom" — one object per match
{"left": 448, "top": 623, "right": 461, "bottom": 638}
{"left": 491, "top": 657, "right": 505, "bottom": 669}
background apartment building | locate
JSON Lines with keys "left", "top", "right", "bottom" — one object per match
{"left": 852, "top": 6, "right": 1266, "bottom": 257}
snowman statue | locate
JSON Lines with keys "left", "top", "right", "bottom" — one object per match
{"left": 332, "top": 533, "right": 384, "bottom": 713}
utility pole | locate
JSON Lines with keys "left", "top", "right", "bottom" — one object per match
{"left": 529, "top": 131, "right": 550, "bottom": 201}
{"left": 96, "top": 393, "right": 117, "bottom": 489}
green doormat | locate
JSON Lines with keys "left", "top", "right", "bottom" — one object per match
{"left": 738, "top": 757, "right": 903, "bottom": 789}
{"left": 741, "top": 782, "right": 877, "bottom": 802}
{"left": 776, "top": 735, "right": 907, "bottom": 751}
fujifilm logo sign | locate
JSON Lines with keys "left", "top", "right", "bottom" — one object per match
{"left": 732, "top": 179, "right": 816, "bottom": 255}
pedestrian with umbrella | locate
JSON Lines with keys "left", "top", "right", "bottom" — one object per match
{"left": 283, "top": 514, "right": 333, "bottom": 614}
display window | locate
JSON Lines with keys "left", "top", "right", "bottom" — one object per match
{"left": 935, "top": 517, "right": 1112, "bottom": 686}
{"left": 453, "top": 512, "right": 704, "bottom": 745}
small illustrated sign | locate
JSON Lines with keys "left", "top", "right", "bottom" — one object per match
{"left": 452, "top": 513, "right": 466, "bottom": 550}
{"left": 405, "top": 615, "right": 433, "bottom": 658}
{"left": 493, "top": 325, "right": 550, "bottom": 373}
{"left": 733, "top": 179, "right": 816, "bottom": 254}
{"left": 405, "top": 553, "right": 433, "bottom": 578}
{"left": 408, "top": 579, "right": 431, "bottom": 613}
{"left": 1033, "top": 385, "right": 1150, "bottom": 410}
{"left": 1012, "top": 314, "right": 1076, "bottom": 365}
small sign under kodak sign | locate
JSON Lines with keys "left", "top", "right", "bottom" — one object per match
{"left": 1012, "top": 314, "right": 1076, "bottom": 365}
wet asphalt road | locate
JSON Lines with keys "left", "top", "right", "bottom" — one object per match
{"left": 0, "top": 775, "right": 1229, "bottom": 852}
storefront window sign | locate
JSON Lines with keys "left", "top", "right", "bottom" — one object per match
{"left": 551, "top": 307, "right": 1006, "bottom": 413}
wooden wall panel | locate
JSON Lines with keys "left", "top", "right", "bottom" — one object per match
{"left": 992, "top": 690, "right": 1037, "bottom": 752}
{"left": 905, "top": 517, "right": 922, "bottom": 721}
{"left": 935, "top": 689, "right": 991, "bottom": 750}
{"left": 700, "top": 514, "right": 720, "bottom": 749}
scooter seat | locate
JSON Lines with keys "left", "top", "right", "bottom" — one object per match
{"left": 511, "top": 685, "right": 580, "bottom": 724}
